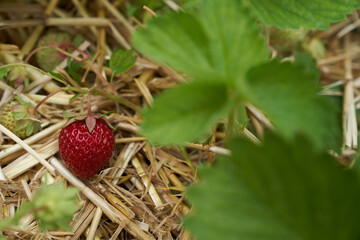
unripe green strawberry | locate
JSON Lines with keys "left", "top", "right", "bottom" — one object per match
{"left": 270, "top": 27, "right": 309, "bottom": 55}
{"left": 35, "top": 33, "right": 71, "bottom": 71}
{"left": 303, "top": 38, "right": 325, "bottom": 59}
{"left": 1, "top": 101, "right": 27, "bottom": 138}
{"left": 1, "top": 99, "right": 41, "bottom": 139}
{"left": 271, "top": 27, "right": 308, "bottom": 45}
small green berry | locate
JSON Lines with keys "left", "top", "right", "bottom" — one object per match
{"left": 1, "top": 101, "right": 27, "bottom": 139}
{"left": 35, "top": 33, "right": 71, "bottom": 71}
{"left": 1, "top": 99, "right": 41, "bottom": 139}
{"left": 303, "top": 38, "right": 326, "bottom": 59}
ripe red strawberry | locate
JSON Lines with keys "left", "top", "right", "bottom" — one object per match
{"left": 58, "top": 118, "right": 115, "bottom": 178}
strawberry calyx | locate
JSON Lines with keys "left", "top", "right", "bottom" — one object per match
{"left": 85, "top": 115, "right": 96, "bottom": 133}
{"left": 7, "top": 66, "right": 29, "bottom": 88}
{"left": 62, "top": 90, "right": 115, "bottom": 133}
{"left": 0, "top": 66, "right": 30, "bottom": 88}
{"left": 85, "top": 90, "right": 95, "bottom": 133}
{"left": 62, "top": 112, "right": 115, "bottom": 132}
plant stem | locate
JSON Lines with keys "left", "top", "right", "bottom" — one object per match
{"left": 87, "top": 60, "right": 115, "bottom": 93}
{"left": 24, "top": 45, "right": 114, "bottom": 93}
{"left": 110, "top": 74, "right": 114, "bottom": 84}
{"left": 24, "top": 45, "right": 49, "bottom": 64}
{"left": 87, "top": 90, "right": 92, "bottom": 116}
{"left": 31, "top": 88, "right": 63, "bottom": 116}
{"left": 180, "top": 147, "right": 196, "bottom": 177}
{"left": 63, "top": 86, "right": 138, "bottom": 111}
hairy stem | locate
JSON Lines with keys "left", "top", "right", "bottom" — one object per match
{"left": 31, "top": 88, "right": 63, "bottom": 116}
{"left": 87, "top": 90, "right": 93, "bottom": 116}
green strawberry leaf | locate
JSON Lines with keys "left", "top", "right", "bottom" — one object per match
{"left": 24, "top": 75, "right": 29, "bottom": 88}
{"left": 236, "top": 103, "right": 249, "bottom": 127}
{"left": 48, "top": 71, "right": 68, "bottom": 85}
{"left": 141, "top": 81, "right": 232, "bottom": 145}
{"left": 62, "top": 111, "right": 77, "bottom": 118}
{"left": 15, "top": 119, "right": 29, "bottom": 131}
{"left": 26, "top": 121, "right": 34, "bottom": 137}
{"left": 109, "top": 49, "right": 137, "bottom": 76}
{"left": 70, "top": 92, "right": 86, "bottom": 102}
{"left": 246, "top": 60, "right": 341, "bottom": 151}
{"left": 133, "top": 1, "right": 268, "bottom": 88}
{"left": 8, "top": 69, "right": 20, "bottom": 81}
{"left": 74, "top": 116, "right": 87, "bottom": 121}
{"left": 33, "top": 121, "right": 40, "bottom": 134}
{"left": 71, "top": 34, "right": 83, "bottom": 47}
{"left": 133, "top": 12, "right": 213, "bottom": 80}
{"left": 134, "top": 0, "right": 269, "bottom": 145}
{"left": 67, "top": 57, "right": 84, "bottom": 84}
{"left": 12, "top": 111, "right": 27, "bottom": 121}
{"left": 184, "top": 133, "right": 360, "bottom": 240}
{"left": 48, "top": 71, "right": 64, "bottom": 81}
{"left": 293, "top": 53, "right": 320, "bottom": 83}
{"left": 244, "top": 0, "right": 360, "bottom": 30}
{"left": 0, "top": 66, "right": 11, "bottom": 79}
{"left": 0, "top": 201, "right": 34, "bottom": 239}
{"left": 197, "top": 0, "right": 269, "bottom": 87}
{"left": 33, "top": 181, "right": 79, "bottom": 231}
{"left": 14, "top": 96, "right": 33, "bottom": 108}
{"left": 0, "top": 181, "right": 79, "bottom": 236}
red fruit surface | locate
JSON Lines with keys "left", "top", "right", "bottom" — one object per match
{"left": 58, "top": 118, "right": 115, "bottom": 178}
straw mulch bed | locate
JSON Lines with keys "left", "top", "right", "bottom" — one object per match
{"left": 0, "top": 1, "right": 359, "bottom": 239}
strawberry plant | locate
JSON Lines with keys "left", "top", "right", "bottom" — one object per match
{"left": 133, "top": 0, "right": 345, "bottom": 151}
{"left": 109, "top": 49, "right": 137, "bottom": 82}
{"left": 2, "top": 0, "right": 360, "bottom": 239}
{"left": 185, "top": 133, "right": 360, "bottom": 240}
{"left": 0, "top": 181, "right": 79, "bottom": 239}
{"left": 131, "top": 0, "right": 360, "bottom": 239}
{"left": 244, "top": 0, "right": 360, "bottom": 30}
